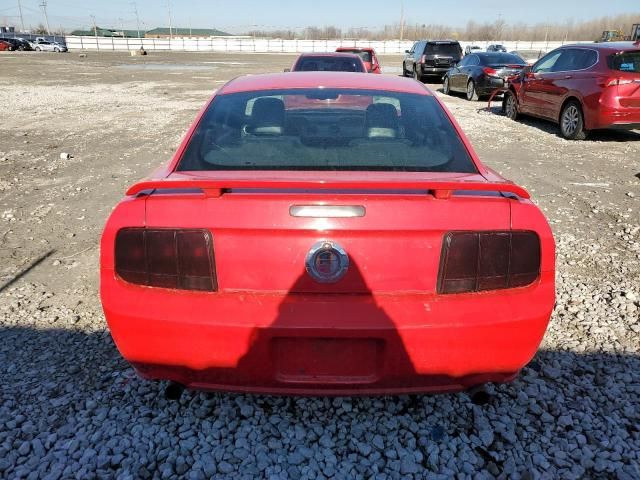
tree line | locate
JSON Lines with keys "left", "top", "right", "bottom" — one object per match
{"left": 246, "top": 13, "right": 639, "bottom": 41}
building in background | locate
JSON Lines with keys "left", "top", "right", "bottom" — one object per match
{"left": 144, "top": 27, "right": 229, "bottom": 38}
{"left": 70, "top": 28, "right": 140, "bottom": 38}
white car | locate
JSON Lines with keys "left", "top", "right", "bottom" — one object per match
{"left": 31, "top": 40, "right": 67, "bottom": 53}
{"left": 464, "top": 45, "right": 484, "bottom": 55}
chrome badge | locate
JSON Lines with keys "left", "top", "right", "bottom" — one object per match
{"left": 305, "top": 241, "right": 349, "bottom": 283}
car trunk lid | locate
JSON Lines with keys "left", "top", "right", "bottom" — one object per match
{"left": 135, "top": 171, "right": 522, "bottom": 294}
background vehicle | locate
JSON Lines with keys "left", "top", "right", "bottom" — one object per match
{"left": 0, "top": 37, "right": 31, "bottom": 51}
{"left": 510, "top": 50, "right": 545, "bottom": 65}
{"left": 289, "top": 52, "right": 366, "bottom": 72}
{"left": 464, "top": 45, "right": 483, "bottom": 55}
{"left": 335, "top": 47, "right": 382, "bottom": 73}
{"left": 31, "top": 40, "right": 67, "bottom": 52}
{"left": 0, "top": 40, "right": 11, "bottom": 51}
{"left": 101, "top": 72, "right": 555, "bottom": 395}
{"left": 443, "top": 52, "right": 527, "bottom": 101}
{"left": 487, "top": 44, "right": 508, "bottom": 53}
{"left": 402, "top": 40, "right": 462, "bottom": 81}
{"left": 598, "top": 30, "right": 626, "bottom": 42}
{"left": 597, "top": 24, "right": 640, "bottom": 42}
{"left": 503, "top": 42, "right": 640, "bottom": 139}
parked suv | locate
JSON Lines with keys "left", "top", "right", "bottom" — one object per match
{"left": 503, "top": 42, "right": 640, "bottom": 140}
{"left": 402, "top": 40, "right": 462, "bottom": 81}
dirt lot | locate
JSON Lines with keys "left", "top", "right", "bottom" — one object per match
{"left": 0, "top": 51, "right": 639, "bottom": 479}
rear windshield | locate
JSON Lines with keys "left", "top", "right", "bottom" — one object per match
{"left": 339, "top": 49, "right": 372, "bottom": 63}
{"left": 425, "top": 43, "right": 461, "bottom": 56}
{"left": 478, "top": 53, "right": 526, "bottom": 66}
{"left": 177, "top": 89, "right": 476, "bottom": 173}
{"left": 608, "top": 52, "right": 640, "bottom": 73}
{"left": 294, "top": 56, "right": 364, "bottom": 72}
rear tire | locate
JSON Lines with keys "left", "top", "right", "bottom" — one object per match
{"left": 413, "top": 65, "right": 422, "bottom": 83}
{"left": 465, "top": 79, "right": 478, "bottom": 101}
{"left": 503, "top": 91, "right": 519, "bottom": 120}
{"left": 442, "top": 76, "right": 451, "bottom": 95}
{"left": 560, "top": 101, "right": 587, "bottom": 140}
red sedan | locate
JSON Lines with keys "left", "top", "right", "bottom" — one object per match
{"left": 101, "top": 72, "right": 555, "bottom": 395}
{"left": 336, "top": 47, "right": 382, "bottom": 73}
{"left": 503, "top": 41, "right": 640, "bottom": 139}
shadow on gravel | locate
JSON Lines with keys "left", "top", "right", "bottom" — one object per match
{"left": 487, "top": 109, "right": 640, "bottom": 142}
{"left": 0, "top": 249, "right": 55, "bottom": 293}
{"left": 1, "top": 321, "right": 639, "bottom": 477}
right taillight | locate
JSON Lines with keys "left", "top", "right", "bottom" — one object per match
{"left": 438, "top": 231, "right": 540, "bottom": 294}
{"left": 604, "top": 77, "right": 634, "bottom": 87}
{"left": 115, "top": 228, "right": 217, "bottom": 292}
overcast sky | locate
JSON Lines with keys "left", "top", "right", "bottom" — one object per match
{"left": 1, "top": 0, "right": 637, "bottom": 32}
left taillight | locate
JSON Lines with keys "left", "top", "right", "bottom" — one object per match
{"left": 438, "top": 231, "right": 541, "bottom": 294}
{"left": 115, "top": 228, "right": 217, "bottom": 292}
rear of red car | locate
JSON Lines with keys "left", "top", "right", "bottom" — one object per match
{"left": 101, "top": 73, "right": 555, "bottom": 395}
{"left": 336, "top": 48, "right": 381, "bottom": 74}
{"left": 593, "top": 46, "right": 640, "bottom": 130}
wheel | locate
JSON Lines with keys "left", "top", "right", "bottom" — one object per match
{"left": 401, "top": 63, "right": 408, "bottom": 77}
{"left": 54, "top": 47, "right": 60, "bottom": 53}
{"left": 503, "top": 91, "right": 519, "bottom": 120}
{"left": 35, "top": 46, "right": 41, "bottom": 52}
{"left": 442, "top": 76, "right": 451, "bottom": 95}
{"left": 413, "top": 65, "right": 422, "bottom": 83}
{"left": 465, "top": 79, "right": 478, "bottom": 101}
{"left": 560, "top": 101, "right": 587, "bottom": 140}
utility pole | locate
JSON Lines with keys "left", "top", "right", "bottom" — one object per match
{"left": 132, "top": 1, "right": 141, "bottom": 38}
{"left": 91, "top": 14, "right": 97, "bottom": 38}
{"left": 399, "top": 1, "right": 404, "bottom": 41}
{"left": 39, "top": 0, "right": 51, "bottom": 35}
{"left": 166, "top": 0, "right": 173, "bottom": 39}
{"left": 17, "top": 0, "right": 25, "bottom": 32}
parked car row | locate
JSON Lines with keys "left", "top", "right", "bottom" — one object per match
{"left": 435, "top": 41, "right": 640, "bottom": 140}
{"left": 0, "top": 36, "right": 67, "bottom": 52}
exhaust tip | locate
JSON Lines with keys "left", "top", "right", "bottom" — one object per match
{"left": 165, "top": 381, "right": 185, "bottom": 401}
{"left": 467, "top": 385, "right": 491, "bottom": 406}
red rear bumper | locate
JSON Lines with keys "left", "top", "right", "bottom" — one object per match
{"left": 101, "top": 271, "right": 554, "bottom": 395}
{"left": 591, "top": 107, "right": 640, "bottom": 131}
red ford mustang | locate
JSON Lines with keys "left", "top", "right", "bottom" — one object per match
{"left": 101, "top": 72, "right": 555, "bottom": 395}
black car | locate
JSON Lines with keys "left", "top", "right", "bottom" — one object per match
{"left": 402, "top": 40, "right": 462, "bottom": 81}
{"left": 0, "top": 37, "right": 32, "bottom": 51}
{"left": 442, "top": 52, "right": 527, "bottom": 101}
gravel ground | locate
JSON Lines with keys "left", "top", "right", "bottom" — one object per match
{"left": 0, "top": 51, "right": 639, "bottom": 479}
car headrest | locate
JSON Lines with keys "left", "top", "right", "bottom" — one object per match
{"left": 249, "top": 97, "right": 285, "bottom": 135}
{"left": 365, "top": 103, "right": 399, "bottom": 139}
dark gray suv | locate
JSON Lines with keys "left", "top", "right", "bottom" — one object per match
{"left": 402, "top": 40, "right": 463, "bottom": 82}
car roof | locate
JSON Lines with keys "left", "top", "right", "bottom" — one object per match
{"left": 219, "top": 72, "right": 431, "bottom": 96}
{"left": 336, "top": 47, "right": 375, "bottom": 52}
{"left": 561, "top": 41, "right": 640, "bottom": 51}
{"left": 298, "top": 52, "right": 362, "bottom": 58}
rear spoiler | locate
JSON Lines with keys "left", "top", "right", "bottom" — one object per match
{"left": 126, "top": 179, "right": 530, "bottom": 200}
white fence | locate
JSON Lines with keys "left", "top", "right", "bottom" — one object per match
{"left": 63, "top": 36, "right": 589, "bottom": 54}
